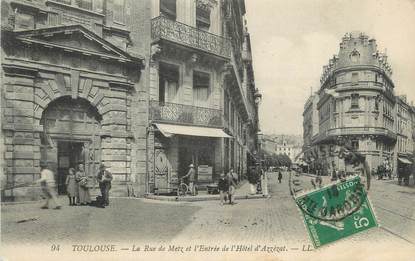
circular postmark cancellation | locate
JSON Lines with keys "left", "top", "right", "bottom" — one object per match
{"left": 290, "top": 139, "right": 371, "bottom": 222}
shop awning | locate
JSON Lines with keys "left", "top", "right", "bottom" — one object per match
{"left": 398, "top": 157, "right": 412, "bottom": 164}
{"left": 154, "top": 123, "right": 232, "bottom": 138}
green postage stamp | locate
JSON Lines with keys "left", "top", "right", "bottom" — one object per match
{"left": 295, "top": 176, "right": 378, "bottom": 248}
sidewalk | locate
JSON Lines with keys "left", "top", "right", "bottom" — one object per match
{"left": 145, "top": 179, "right": 270, "bottom": 202}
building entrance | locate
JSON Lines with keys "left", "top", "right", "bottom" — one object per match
{"left": 56, "top": 141, "right": 84, "bottom": 195}
{"left": 40, "top": 96, "right": 103, "bottom": 194}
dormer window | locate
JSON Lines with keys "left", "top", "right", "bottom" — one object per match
{"left": 160, "top": 0, "right": 177, "bottom": 20}
{"left": 350, "top": 49, "right": 360, "bottom": 63}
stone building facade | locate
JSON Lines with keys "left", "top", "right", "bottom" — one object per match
{"left": 302, "top": 31, "right": 414, "bottom": 177}
{"left": 0, "top": 0, "right": 150, "bottom": 200}
{"left": 1, "top": 0, "right": 260, "bottom": 200}
{"left": 146, "top": 0, "right": 260, "bottom": 192}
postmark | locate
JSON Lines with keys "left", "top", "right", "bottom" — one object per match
{"left": 295, "top": 178, "right": 378, "bottom": 248}
{"left": 290, "top": 142, "right": 378, "bottom": 247}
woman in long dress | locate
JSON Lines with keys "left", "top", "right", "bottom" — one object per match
{"left": 75, "top": 163, "right": 91, "bottom": 205}
{"left": 65, "top": 167, "right": 78, "bottom": 206}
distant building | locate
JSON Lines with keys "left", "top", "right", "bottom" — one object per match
{"left": 302, "top": 31, "right": 414, "bottom": 177}
{"left": 259, "top": 134, "right": 302, "bottom": 163}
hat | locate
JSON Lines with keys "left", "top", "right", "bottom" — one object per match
{"left": 189, "top": 164, "right": 194, "bottom": 168}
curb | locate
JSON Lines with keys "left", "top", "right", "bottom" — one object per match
{"left": 144, "top": 193, "right": 271, "bottom": 202}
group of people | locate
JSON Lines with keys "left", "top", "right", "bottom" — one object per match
{"left": 38, "top": 162, "right": 113, "bottom": 209}
{"left": 218, "top": 169, "right": 238, "bottom": 205}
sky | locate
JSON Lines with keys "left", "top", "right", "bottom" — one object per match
{"left": 245, "top": 0, "right": 415, "bottom": 136}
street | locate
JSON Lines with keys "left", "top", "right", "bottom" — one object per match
{"left": 2, "top": 172, "right": 414, "bottom": 260}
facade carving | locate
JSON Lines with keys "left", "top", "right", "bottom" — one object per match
{"left": 1, "top": 0, "right": 260, "bottom": 201}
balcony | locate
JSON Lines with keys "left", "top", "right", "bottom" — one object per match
{"left": 151, "top": 16, "right": 231, "bottom": 59}
{"left": 314, "top": 127, "right": 397, "bottom": 144}
{"left": 149, "top": 101, "right": 223, "bottom": 128}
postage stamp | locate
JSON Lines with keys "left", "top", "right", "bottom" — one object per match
{"left": 294, "top": 176, "right": 378, "bottom": 248}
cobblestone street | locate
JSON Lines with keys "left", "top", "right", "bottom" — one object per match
{"left": 2, "top": 172, "right": 415, "bottom": 260}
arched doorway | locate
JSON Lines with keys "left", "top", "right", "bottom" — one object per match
{"left": 40, "top": 96, "right": 102, "bottom": 194}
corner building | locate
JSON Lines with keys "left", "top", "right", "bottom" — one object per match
{"left": 309, "top": 32, "right": 398, "bottom": 173}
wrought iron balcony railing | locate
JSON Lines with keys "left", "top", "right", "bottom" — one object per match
{"left": 151, "top": 16, "right": 231, "bottom": 59}
{"left": 149, "top": 101, "right": 223, "bottom": 128}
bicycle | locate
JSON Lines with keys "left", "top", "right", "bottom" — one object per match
{"left": 177, "top": 178, "right": 197, "bottom": 196}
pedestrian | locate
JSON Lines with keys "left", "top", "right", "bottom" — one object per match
{"left": 75, "top": 163, "right": 91, "bottom": 205}
{"left": 65, "top": 167, "right": 78, "bottom": 206}
{"left": 247, "top": 166, "right": 257, "bottom": 195}
{"left": 218, "top": 173, "right": 229, "bottom": 205}
{"left": 182, "top": 164, "right": 196, "bottom": 196}
{"left": 256, "top": 164, "right": 262, "bottom": 193}
{"left": 36, "top": 162, "right": 61, "bottom": 210}
{"left": 278, "top": 171, "right": 282, "bottom": 183}
{"left": 97, "top": 163, "right": 113, "bottom": 206}
{"left": 227, "top": 169, "right": 237, "bottom": 204}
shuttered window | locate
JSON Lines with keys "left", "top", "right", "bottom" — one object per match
{"left": 159, "top": 63, "right": 180, "bottom": 103}
{"left": 193, "top": 71, "right": 210, "bottom": 107}
{"left": 196, "top": 6, "right": 210, "bottom": 31}
{"left": 160, "top": 0, "right": 176, "bottom": 20}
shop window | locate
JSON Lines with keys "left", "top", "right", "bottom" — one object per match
{"left": 159, "top": 63, "right": 180, "bottom": 103}
{"left": 113, "top": 0, "right": 125, "bottom": 23}
{"left": 160, "top": 0, "right": 176, "bottom": 20}
{"left": 196, "top": 6, "right": 210, "bottom": 31}
{"left": 351, "top": 93, "right": 359, "bottom": 109}
{"left": 193, "top": 71, "right": 210, "bottom": 107}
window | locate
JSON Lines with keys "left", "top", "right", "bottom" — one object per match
{"left": 113, "top": 0, "right": 125, "bottom": 23}
{"left": 75, "top": 0, "right": 92, "bottom": 10}
{"left": 351, "top": 72, "right": 359, "bottom": 84}
{"left": 224, "top": 92, "right": 229, "bottom": 122}
{"left": 351, "top": 93, "right": 359, "bottom": 109}
{"left": 159, "top": 63, "right": 180, "bottom": 103}
{"left": 351, "top": 140, "right": 359, "bottom": 150}
{"left": 376, "top": 140, "right": 382, "bottom": 150}
{"left": 193, "top": 71, "right": 210, "bottom": 107}
{"left": 55, "top": 0, "right": 71, "bottom": 4}
{"left": 196, "top": 6, "right": 210, "bottom": 31}
{"left": 160, "top": 0, "right": 176, "bottom": 20}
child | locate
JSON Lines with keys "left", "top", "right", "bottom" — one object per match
{"left": 65, "top": 168, "right": 78, "bottom": 206}
{"left": 218, "top": 173, "right": 229, "bottom": 205}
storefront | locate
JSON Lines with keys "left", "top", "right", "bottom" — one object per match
{"left": 147, "top": 123, "right": 231, "bottom": 194}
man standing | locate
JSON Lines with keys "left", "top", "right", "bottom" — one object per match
{"left": 183, "top": 164, "right": 196, "bottom": 196}
{"left": 278, "top": 171, "right": 282, "bottom": 183}
{"left": 37, "top": 162, "right": 61, "bottom": 209}
{"left": 227, "top": 169, "right": 237, "bottom": 204}
{"left": 97, "top": 163, "right": 113, "bottom": 206}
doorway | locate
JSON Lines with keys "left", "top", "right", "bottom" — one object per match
{"left": 57, "top": 141, "right": 84, "bottom": 195}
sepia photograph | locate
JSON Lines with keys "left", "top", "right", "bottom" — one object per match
{"left": 1, "top": 0, "right": 414, "bottom": 260}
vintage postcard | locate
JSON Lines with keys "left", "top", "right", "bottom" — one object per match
{"left": 1, "top": 0, "right": 414, "bottom": 260}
